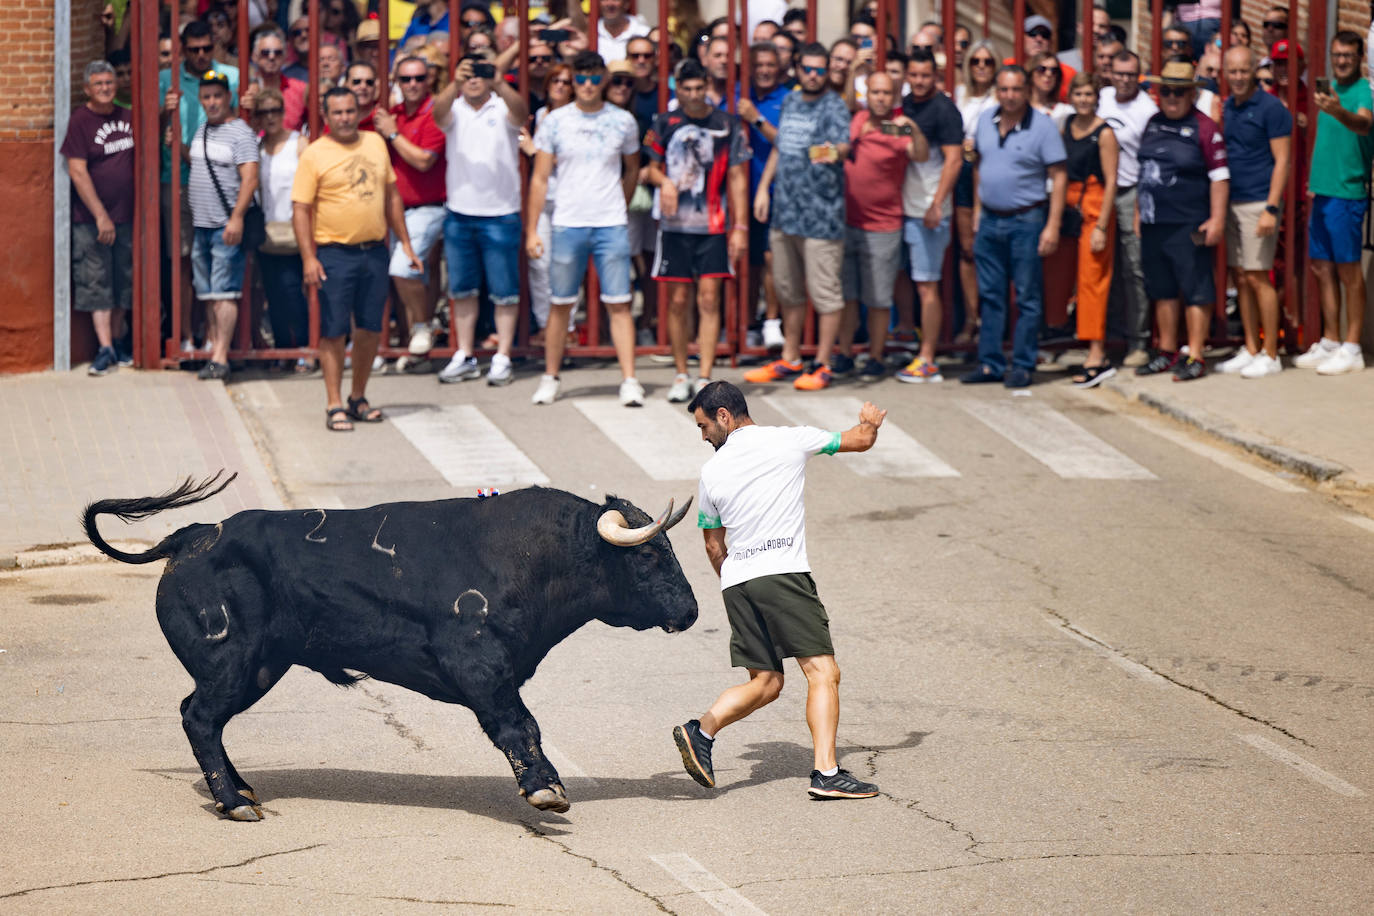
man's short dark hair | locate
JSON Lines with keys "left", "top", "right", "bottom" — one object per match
{"left": 182, "top": 20, "right": 212, "bottom": 42}
{"left": 782, "top": 8, "right": 807, "bottom": 26}
{"left": 886, "top": 49, "right": 908, "bottom": 68}
{"left": 571, "top": 50, "right": 606, "bottom": 73}
{"left": 627, "top": 36, "right": 656, "bottom": 54}
{"left": 851, "top": 12, "right": 876, "bottom": 29}
{"left": 687, "top": 380, "right": 750, "bottom": 419}
{"left": 908, "top": 46, "right": 935, "bottom": 67}
{"left": 1113, "top": 49, "right": 1141, "bottom": 68}
{"left": 830, "top": 37, "right": 858, "bottom": 54}
{"left": 108, "top": 48, "right": 131, "bottom": 67}
{"left": 749, "top": 41, "right": 780, "bottom": 61}
{"left": 797, "top": 41, "right": 828, "bottom": 63}
{"left": 322, "top": 86, "right": 357, "bottom": 110}
{"left": 677, "top": 58, "right": 707, "bottom": 83}
{"left": 1103, "top": 24, "right": 1127, "bottom": 44}
{"left": 1333, "top": 30, "right": 1365, "bottom": 57}
{"left": 395, "top": 54, "right": 429, "bottom": 72}
{"left": 347, "top": 60, "right": 377, "bottom": 79}
{"left": 996, "top": 64, "right": 1028, "bottom": 84}
{"left": 772, "top": 31, "right": 798, "bottom": 54}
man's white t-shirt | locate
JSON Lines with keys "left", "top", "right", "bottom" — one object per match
{"left": 1097, "top": 85, "right": 1158, "bottom": 187}
{"left": 533, "top": 103, "right": 640, "bottom": 228}
{"left": 444, "top": 93, "right": 521, "bottom": 216}
{"left": 697, "top": 425, "right": 841, "bottom": 591}
{"left": 596, "top": 14, "right": 652, "bottom": 63}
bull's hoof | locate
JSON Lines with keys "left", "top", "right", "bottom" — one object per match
{"left": 526, "top": 785, "right": 570, "bottom": 813}
{"left": 238, "top": 788, "right": 259, "bottom": 804}
{"left": 225, "top": 804, "right": 263, "bottom": 821}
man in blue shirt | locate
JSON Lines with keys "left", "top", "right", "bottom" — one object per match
{"left": 966, "top": 66, "right": 1066, "bottom": 388}
{"left": 736, "top": 42, "right": 791, "bottom": 350}
{"left": 1216, "top": 46, "right": 1291, "bottom": 379}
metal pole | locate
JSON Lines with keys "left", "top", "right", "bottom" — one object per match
{"left": 1150, "top": 0, "right": 1163, "bottom": 78}
{"left": 1081, "top": 0, "right": 1094, "bottom": 75}
{"left": 875, "top": 0, "right": 887, "bottom": 71}
{"left": 586, "top": 0, "right": 602, "bottom": 347}
{"left": 308, "top": 0, "right": 321, "bottom": 138}
{"left": 379, "top": 2, "right": 390, "bottom": 111}
{"left": 133, "top": 0, "right": 161, "bottom": 367}
{"left": 516, "top": 0, "right": 529, "bottom": 349}
{"left": 982, "top": 0, "right": 990, "bottom": 39}
{"left": 449, "top": 0, "right": 460, "bottom": 78}
{"left": 806, "top": 0, "right": 816, "bottom": 43}
{"left": 657, "top": 0, "right": 669, "bottom": 352}
{"left": 236, "top": 0, "right": 253, "bottom": 354}
{"left": 942, "top": 0, "right": 956, "bottom": 94}
{"left": 1303, "top": 0, "right": 1327, "bottom": 343}
{"left": 170, "top": 15, "right": 184, "bottom": 355}
{"left": 589, "top": 0, "right": 599, "bottom": 52}
{"left": 53, "top": 0, "right": 71, "bottom": 371}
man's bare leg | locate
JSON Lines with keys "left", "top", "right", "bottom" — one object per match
{"left": 349, "top": 328, "right": 380, "bottom": 401}
{"left": 450, "top": 295, "right": 479, "bottom": 356}
{"left": 1246, "top": 270, "right": 1280, "bottom": 358}
{"left": 319, "top": 335, "right": 347, "bottom": 410}
{"left": 394, "top": 276, "right": 434, "bottom": 342}
{"left": 780, "top": 302, "right": 805, "bottom": 364}
{"left": 1337, "top": 262, "right": 1366, "bottom": 343}
{"left": 699, "top": 669, "right": 784, "bottom": 737}
{"left": 696, "top": 278, "right": 722, "bottom": 378}
{"left": 208, "top": 298, "right": 237, "bottom": 365}
{"left": 667, "top": 282, "right": 695, "bottom": 375}
{"left": 543, "top": 303, "right": 574, "bottom": 376}
{"left": 92, "top": 309, "right": 115, "bottom": 349}
{"left": 606, "top": 301, "right": 638, "bottom": 380}
{"left": 916, "top": 281, "right": 942, "bottom": 364}
{"left": 798, "top": 655, "right": 840, "bottom": 772}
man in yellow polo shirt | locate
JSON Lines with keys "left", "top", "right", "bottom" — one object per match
{"left": 293, "top": 87, "right": 421, "bottom": 431}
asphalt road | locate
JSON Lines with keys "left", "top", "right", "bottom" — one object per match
{"left": 3, "top": 363, "right": 1371, "bottom": 913}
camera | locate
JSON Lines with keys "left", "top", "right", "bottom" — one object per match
{"left": 472, "top": 62, "right": 496, "bottom": 79}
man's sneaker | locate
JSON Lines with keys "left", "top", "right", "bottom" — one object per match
{"left": 1172, "top": 355, "right": 1207, "bottom": 382}
{"left": 793, "top": 364, "right": 832, "bottom": 390}
{"left": 88, "top": 346, "right": 118, "bottom": 377}
{"left": 828, "top": 353, "right": 855, "bottom": 377}
{"left": 1240, "top": 352, "right": 1283, "bottom": 378}
{"left": 1217, "top": 348, "right": 1256, "bottom": 374}
{"left": 891, "top": 329, "right": 921, "bottom": 350}
{"left": 672, "top": 720, "right": 715, "bottom": 788}
{"left": 1135, "top": 350, "right": 1178, "bottom": 376}
{"left": 114, "top": 340, "right": 134, "bottom": 367}
{"left": 667, "top": 373, "right": 693, "bottom": 402}
{"left": 1294, "top": 339, "right": 1340, "bottom": 369}
{"left": 692, "top": 376, "right": 712, "bottom": 395}
{"left": 408, "top": 324, "right": 434, "bottom": 355}
{"left": 858, "top": 360, "right": 885, "bottom": 379}
{"left": 808, "top": 768, "right": 879, "bottom": 800}
{"left": 1122, "top": 348, "right": 1150, "bottom": 368}
{"left": 960, "top": 364, "right": 1002, "bottom": 384}
{"left": 531, "top": 373, "right": 560, "bottom": 405}
{"left": 620, "top": 377, "right": 646, "bottom": 406}
{"left": 743, "top": 359, "right": 803, "bottom": 383}
{"left": 1003, "top": 366, "right": 1033, "bottom": 388}
{"left": 896, "top": 356, "right": 942, "bottom": 383}
{"left": 1316, "top": 345, "right": 1365, "bottom": 375}
{"left": 196, "top": 360, "right": 229, "bottom": 380}
{"left": 439, "top": 352, "right": 480, "bottom": 383}
{"left": 761, "top": 317, "right": 785, "bottom": 350}
{"left": 487, "top": 353, "right": 513, "bottom": 386}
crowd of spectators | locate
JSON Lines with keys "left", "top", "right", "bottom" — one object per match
{"left": 67, "top": 1, "right": 1374, "bottom": 413}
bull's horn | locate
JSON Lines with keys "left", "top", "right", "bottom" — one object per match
{"left": 598, "top": 499, "right": 676, "bottom": 547}
{"left": 664, "top": 495, "right": 693, "bottom": 531}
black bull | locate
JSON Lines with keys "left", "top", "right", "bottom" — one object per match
{"left": 83, "top": 473, "right": 699, "bottom": 820}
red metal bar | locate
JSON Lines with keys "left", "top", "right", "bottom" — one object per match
{"left": 516, "top": 0, "right": 530, "bottom": 349}
{"left": 235, "top": 0, "right": 253, "bottom": 353}
{"left": 806, "top": 0, "right": 816, "bottom": 43}
{"left": 308, "top": 0, "right": 321, "bottom": 138}
{"left": 170, "top": 13, "right": 183, "bottom": 357}
{"left": 1082, "top": 0, "right": 1094, "bottom": 74}
{"left": 1150, "top": 0, "right": 1163, "bottom": 77}
{"left": 875, "top": 0, "right": 887, "bottom": 71}
{"left": 133, "top": 0, "right": 161, "bottom": 367}
{"left": 378, "top": 0, "right": 390, "bottom": 110}
{"left": 1014, "top": 0, "right": 1025, "bottom": 64}
{"left": 589, "top": 0, "right": 599, "bottom": 52}
{"left": 942, "top": 0, "right": 956, "bottom": 94}
{"left": 449, "top": 0, "right": 460, "bottom": 77}
{"left": 982, "top": 0, "right": 990, "bottom": 39}
{"left": 1303, "top": 0, "right": 1327, "bottom": 345}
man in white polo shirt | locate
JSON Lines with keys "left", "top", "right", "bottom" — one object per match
{"left": 433, "top": 51, "right": 529, "bottom": 386}
{"left": 672, "top": 380, "right": 887, "bottom": 801}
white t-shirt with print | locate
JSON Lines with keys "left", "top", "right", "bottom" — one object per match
{"left": 1097, "top": 86, "right": 1158, "bottom": 186}
{"left": 697, "top": 424, "right": 840, "bottom": 591}
{"left": 444, "top": 93, "right": 522, "bottom": 217}
{"left": 533, "top": 103, "right": 640, "bottom": 228}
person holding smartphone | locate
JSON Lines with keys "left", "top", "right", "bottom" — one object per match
{"left": 1133, "top": 59, "right": 1229, "bottom": 383}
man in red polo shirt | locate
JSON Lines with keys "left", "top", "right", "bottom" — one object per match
{"left": 241, "top": 24, "right": 307, "bottom": 132}
{"left": 374, "top": 54, "right": 448, "bottom": 359}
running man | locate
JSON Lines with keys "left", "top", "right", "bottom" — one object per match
{"left": 674, "top": 380, "right": 886, "bottom": 800}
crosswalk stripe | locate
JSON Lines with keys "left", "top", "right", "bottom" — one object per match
{"left": 1120, "top": 413, "right": 1305, "bottom": 492}
{"left": 962, "top": 399, "right": 1157, "bottom": 480}
{"left": 573, "top": 399, "right": 708, "bottom": 481}
{"left": 763, "top": 395, "right": 960, "bottom": 478}
{"left": 392, "top": 405, "right": 549, "bottom": 489}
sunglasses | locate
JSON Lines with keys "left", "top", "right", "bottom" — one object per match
{"left": 350, "top": 77, "right": 376, "bottom": 85}
{"left": 970, "top": 57, "right": 995, "bottom": 66}
{"left": 1262, "top": 20, "right": 1287, "bottom": 29}
{"left": 396, "top": 74, "right": 427, "bottom": 83}
{"left": 800, "top": 65, "right": 826, "bottom": 75}
{"left": 1259, "top": 76, "right": 1275, "bottom": 85}
{"left": 610, "top": 76, "right": 635, "bottom": 87}
{"left": 257, "top": 48, "right": 284, "bottom": 58}
{"left": 550, "top": 77, "right": 571, "bottom": 85}
{"left": 629, "top": 52, "right": 654, "bottom": 60}
{"left": 957, "top": 39, "right": 970, "bottom": 49}
{"left": 573, "top": 73, "right": 603, "bottom": 85}
{"left": 529, "top": 54, "right": 554, "bottom": 63}
{"left": 185, "top": 44, "right": 214, "bottom": 54}
{"left": 1034, "top": 65, "right": 1059, "bottom": 74}
{"left": 462, "top": 17, "right": 487, "bottom": 27}
{"left": 1027, "top": 28, "right": 1051, "bottom": 39}
{"left": 1158, "top": 85, "right": 1189, "bottom": 97}
{"left": 1111, "top": 70, "right": 1139, "bottom": 79}
{"left": 288, "top": 28, "right": 308, "bottom": 38}
{"left": 253, "top": 107, "right": 283, "bottom": 116}
{"left": 1163, "top": 38, "right": 1189, "bottom": 46}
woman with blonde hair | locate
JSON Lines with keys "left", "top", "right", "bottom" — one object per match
{"left": 1028, "top": 52, "right": 1073, "bottom": 127}
{"left": 952, "top": 38, "right": 998, "bottom": 344}
{"left": 520, "top": 64, "right": 575, "bottom": 344}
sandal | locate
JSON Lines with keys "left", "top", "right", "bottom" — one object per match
{"left": 346, "top": 395, "right": 384, "bottom": 422}
{"left": 1071, "top": 362, "right": 1117, "bottom": 388}
{"left": 326, "top": 406, "right": 354, "bottom": 431}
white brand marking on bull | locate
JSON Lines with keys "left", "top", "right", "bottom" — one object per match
{"left": 304, "top": 508, "right": 328, "bottom": 543}
{"left": 199, "top": 604, "right": 230, "bottom": 641}
{"left": 371, "top": 514, "right": 396, "bottom": 557}
{"left": 454, "top": 589, "right": 489, "bottom": 619}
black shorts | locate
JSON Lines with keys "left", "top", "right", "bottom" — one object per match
{"left": 317, "top": 243, "right": 389, "bottom": 338}
{"left": 722, "top": 572, "right": 833, "bottom": 672}
{"left": 72, "top": 222, "right": 133, "bottom": 312}
{"left": 748, "top": 213, "right": 771, "bottom": 266}
{"left": 954, "top": 159, "right": 975, "bottom": 209}
{"left": 1140, "top": 222, "right": 1216, "bottom": 306}
{"left": 652, "top": 230, "right": 733, "bottom": 282}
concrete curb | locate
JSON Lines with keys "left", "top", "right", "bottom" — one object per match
{"left": 1102, "top": 380, "right": 1348, "bottom": 483}
{"left": 1, "top": 542, "right": 151, "bottom": 571}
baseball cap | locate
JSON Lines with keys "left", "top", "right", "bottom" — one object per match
{"left": 355, "top": 19, "right": 379, "bottom": 43}
{"left": 1024, "top": 15, "right": 1053, "bottom": 35}
{"left": 199, "top": 70, "right": 230, "bottom": 89}
{"left": 1269, "top": 39, "right": 1303, "bottom": 61}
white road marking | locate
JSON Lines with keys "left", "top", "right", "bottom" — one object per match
{"left": 650, "top": 853, "right": 767, "bottom": 915}
{"left": 1120, "top": 414, "right": 1305, "bottom": 493}
{"left": 1043, "top": 615, "right": 1172, "bottom": 687}
{"left": 963, "top": 400, "right": 1157, "bottom": 479}
{"left": 392, "top": 405, "right": 549, "bottom": 489}
{"left": 763, "top": 395, "right": 960, "bottom": 478}
{"left": 1238, "top": 734, "right": 1365, "bottom": 797}
{"left": 1342, "top": 514, "right": 1374, "bottom": 535}
{"left": 573, "top": 400, "right": 707, "bottom": 481}
{"left": 541, "top": 742, "right": 598, "bottom": 786}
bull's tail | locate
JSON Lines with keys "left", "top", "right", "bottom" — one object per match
{"left": 82, "top": 471, "right": 238, "bottom": 564}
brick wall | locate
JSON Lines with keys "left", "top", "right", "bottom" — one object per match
{"left": 1131, "top": 0, "right": 1368, "bottom": 65}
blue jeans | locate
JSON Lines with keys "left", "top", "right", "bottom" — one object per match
{"left": 191, "top": 226, "right": 245, "bottom": 300}
{"left": 443, "top": 210, "right": 522, "bottom": 304}
{"left": 974, "top": 206, "right": 1046, "bottom": 374}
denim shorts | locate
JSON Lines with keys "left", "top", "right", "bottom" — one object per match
{"left": 904, "top": 216, "right": 951, "bottom": 283}
{"left": 389, "top": 204, "right": 446, "bottom": 280}
{"left": 444, "top": 210, "right": 523, "bottom": 305}
{"left": 549, "top": 224, "right": 632, "bottom": 306}
{"left": 191, "top": 226, "right": 245, "bottom": 300}
{"left": 316, "top": 243, "right": 390, "bottom": 338}
{"left": 1308, "top": 195, "right": 1368, "bottom": 264}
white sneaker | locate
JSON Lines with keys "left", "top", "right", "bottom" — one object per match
{"left": 438, "top": 351, "right": 480, "bottom": 383}
{"left": 1316, "top": 346, "right": 1364, "bottom": 376}
{"left": 531, "top": 373, "right": 560, "bottom": 405}
{"left": 666, "top": 374, "right": 693, "bottom": 403}
{"left": 487, "top": 353, "right": 513, "bottom": 386}
{"left": 408, "top": 323, "right": 434, "bottom": 355}
{"left": 762, "top": 318, "right": 784, "bottom": 350}
{"left": 619, "top": 377, "right": 646, "bottom": 407}
{"left": 1217, "top": 348, "right": 1256, "bottom": 374}
{"left": 1240, "top": 352, "right": 1283, "bottom": 378}
{"left": 1294, "top": 339, "right": 1340, "bottom": 369}
{"left": 372, "top": 355, "right": 387, "bottom": 372}
{"left": 692, "top": 377, "right": 712, "bottom": 395}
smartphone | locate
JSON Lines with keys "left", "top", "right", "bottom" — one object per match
{"left": 879, "top": 120, "right": 913, "bottom": 136}
{"left": 472, "top": 62, "right": 496, "bottom": 79}
{"left": 539, "top": 28, "right": 570, "bottom": 44}
{"left": 859, "top": 37, "right": 874, "bottom": 49}
{"left": 1315, "top": 77, "right": 1331, "bottom": 94}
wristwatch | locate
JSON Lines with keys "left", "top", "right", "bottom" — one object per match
{"left": 386, "top": 131, "right": 399, "bottom": 142}
{"left": 1264, "top": 204, "right": 1280, "bottom": 216}
{"left": 752, "top": 117, "right": 766, "bottom": 130}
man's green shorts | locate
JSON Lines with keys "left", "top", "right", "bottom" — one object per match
{"left": 722, "top": 572, "right": 833, "bottom": 671}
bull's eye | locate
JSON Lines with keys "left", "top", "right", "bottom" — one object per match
{"left": 638, "top": 547, "right": 658, "bottom": 563}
